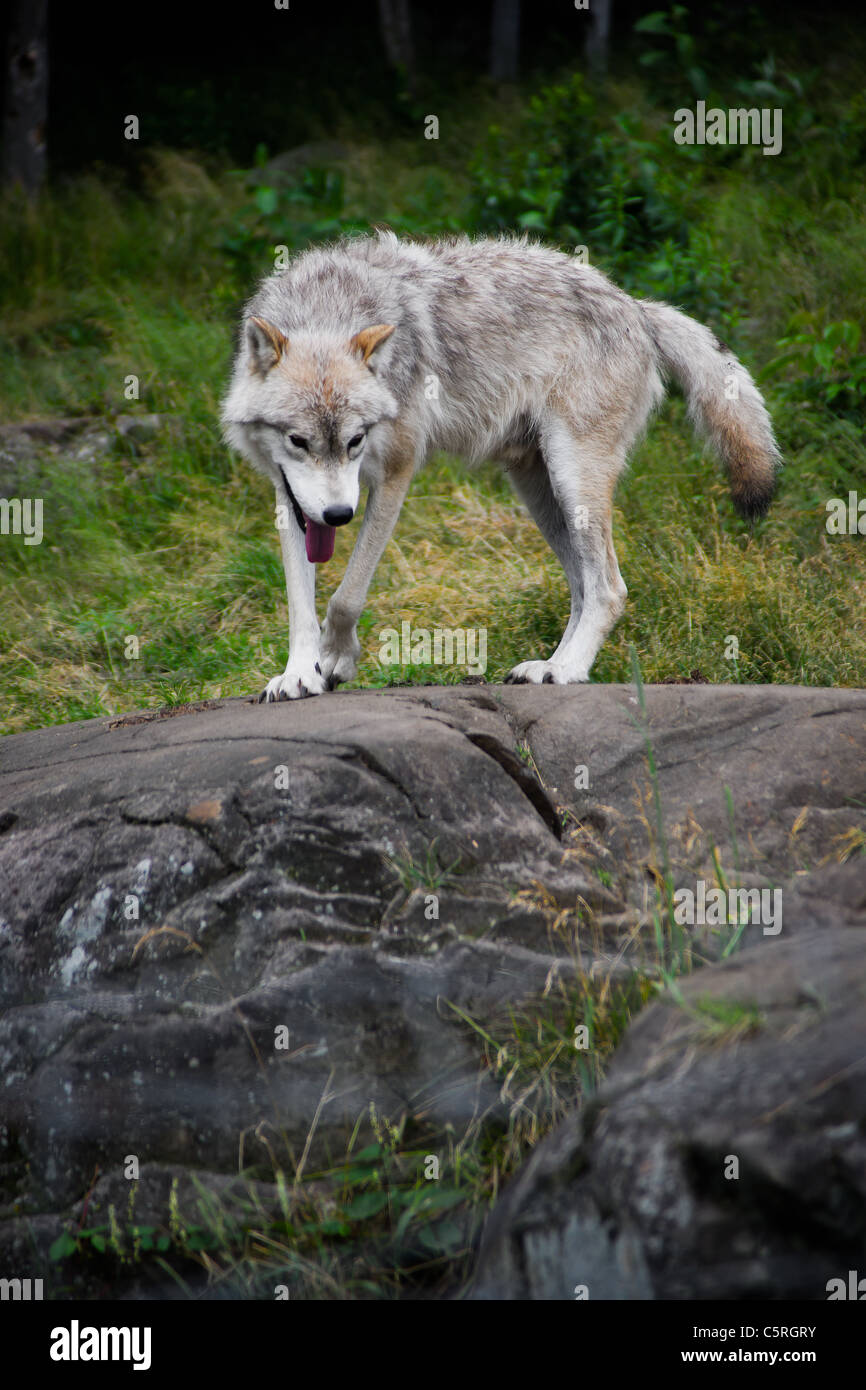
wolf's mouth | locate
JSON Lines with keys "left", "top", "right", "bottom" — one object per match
{"left": 281, "top": 469, "right": 336, "bottom": 564}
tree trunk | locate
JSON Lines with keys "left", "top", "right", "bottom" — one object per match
{"left": 1, "top": 0, "right": 49, "bottom": 194}
{"left": 584, "top": 0, "right": 612, "bottom": 75}
{"left": 376, "top": 0, "right": 416, "bottom": 96}
{"left": 490, "top": 0, "right": 520, "bottom": 83}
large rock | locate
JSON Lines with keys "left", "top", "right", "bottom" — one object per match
{"left": 0, "top": 689, "right": 611, "bottom": 1213}
{"left": 499, "top": 682, "right": 866, "bottom": 880}
{"left": 468, "top": 916, "right": 866, "bottom": 1300}
{"left": 0, "top": 683, "right": 863, "bottom": 1297}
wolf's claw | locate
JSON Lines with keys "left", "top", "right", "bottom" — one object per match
{"left": 259, "top": 665, "right": 328, "bottom": 701}
{"left": 505, "top": 660, "right": 570, "bottom": 685}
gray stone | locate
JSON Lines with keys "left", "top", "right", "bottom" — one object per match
{"left": 469, "top": 922, "right": 866, "bottom": 1299}
{"left": 0, "top": 683, "right": 863, "bottom": 1297}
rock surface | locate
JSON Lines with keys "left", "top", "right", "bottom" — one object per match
{"left": 468, "top": 911, "right": 866, "bottom": 1299}
{"left": 0, "top": 683, "right": 864, "bottom": 1298}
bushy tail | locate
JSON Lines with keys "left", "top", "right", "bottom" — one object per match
{"left": 642, "top": 300, "right": 781, "bottom": 519}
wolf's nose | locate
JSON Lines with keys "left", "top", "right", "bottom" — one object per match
{"left": 323, "top": 506, "right": 354, "bottom": 526}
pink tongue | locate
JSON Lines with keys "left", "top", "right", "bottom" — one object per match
{"left": 304, "top": 517, "right": 336, "bottom": 564}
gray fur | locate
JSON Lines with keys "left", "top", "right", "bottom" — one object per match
{"left": 221, "top": 231, "right": 781, "bottom": 698}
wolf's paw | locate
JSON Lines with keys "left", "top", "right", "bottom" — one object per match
{"left": 258, "top": 661, "right": 328, "bottom": 702}
{"left": 320, "top": 653, "right": 358, "bottom": 690}
{"left": 505, "top": 660, "right": 583, "bottom": 686}
{"left": 320, "top": 619, "right": 360, "bottom": 690}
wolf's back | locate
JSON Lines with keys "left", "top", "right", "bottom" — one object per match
{"left": 641, "top": 300, "right": 781, "bottom": 519}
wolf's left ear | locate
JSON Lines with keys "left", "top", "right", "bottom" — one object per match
{"left": 247, "top": 316, "right": 289, "bottom": 375}
{"left": 348, "top": 323, "right": 395, "bottom": 365}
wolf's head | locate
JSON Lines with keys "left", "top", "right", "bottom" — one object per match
{"left": 221, "top": 317, "right": 398, "bottom": 562}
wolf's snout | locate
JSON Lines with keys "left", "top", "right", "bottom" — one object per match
{"left": 322, "top": 505, "right": 354, "bottom": 527}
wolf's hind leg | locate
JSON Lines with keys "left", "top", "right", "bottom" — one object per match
{"left": 505, "top": 423, "right": 627, "bottom": 686}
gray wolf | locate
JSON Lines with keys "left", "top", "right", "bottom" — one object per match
{"left": 221, "top": 231, "right": 780, "bottom": 699}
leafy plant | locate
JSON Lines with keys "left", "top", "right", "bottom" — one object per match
{"left": 50, "top": 1222, "right": 177, "bottom": 1263}
{"left": 219, "top": 150, "right": 367, "bottom": 274}
{"left": 762, "top": 317, "right": 866, "bottom": 420}
{"left": 470, "top": 73, "right": 737, "bottom": 328}
{"left": 634, "top": 5, "right": 709, "bottom": 97}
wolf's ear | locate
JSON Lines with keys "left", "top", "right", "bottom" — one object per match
{"left": 247, "top": 317, "right": 289, "bottom": 375}
{"left": 348, "top": 323, "right": 395, "bottom": 365}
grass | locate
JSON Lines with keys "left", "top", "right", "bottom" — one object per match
{"left": 385, "top": 838, "right": 466, "bottom": 896}
{"left": 50, "top": 1129, "right": 485, "bottom": 1301}
{"left": 3, "top": 414, "right": 865, "bottom": 735}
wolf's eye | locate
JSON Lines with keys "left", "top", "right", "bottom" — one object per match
{"left": 347, "top": 433, "right": 365, "bottom": 451}
{"left": 288, "top": 434, "right": 308, "bottom": 451}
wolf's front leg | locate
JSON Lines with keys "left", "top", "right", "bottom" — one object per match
{"left": 260, "top": 489, "right": 326, "bottom": 701}
{"left": 319, "top": 614, "right": 361, "bottom": 690}
{"left": 320, "top": 452, "right": 415, "bottom": 689}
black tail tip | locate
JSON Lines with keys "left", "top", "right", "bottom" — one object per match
{"left": 731, "top": 461, "right": 781, "bottom": 522}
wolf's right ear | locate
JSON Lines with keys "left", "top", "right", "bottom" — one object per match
{"left": 247, "top": 317, "right": 289, "bottom": 375}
